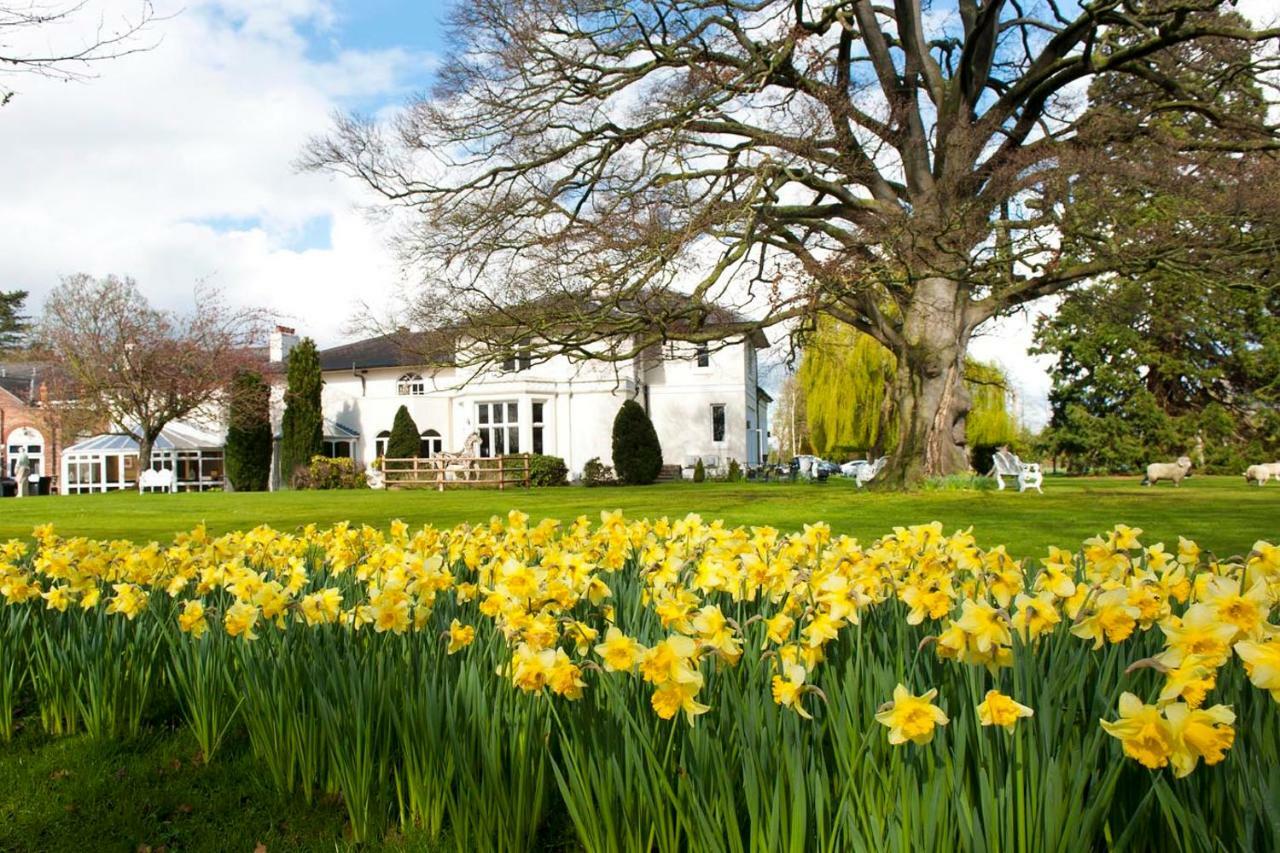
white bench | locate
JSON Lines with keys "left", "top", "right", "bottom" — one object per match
{"left": 138, "top": 467, "right": 177, "bottom": 493}
{"left": 989, "top": 450, "right": 1042, "bottom": 493}
{"left": 855, "top": 456, "right": 888, "bottom": 488}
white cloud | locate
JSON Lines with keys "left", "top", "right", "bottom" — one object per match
{"left": 0, "top": 0, "right": 430, "bottom": 345}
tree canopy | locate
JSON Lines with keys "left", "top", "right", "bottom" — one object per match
{"left": 1032, "top": 7, "right": 1280, "bottom": 474}
{"left": 40, "top": 274, "right": 265, "bottom": 471}
{"left": 0, "top": 2, "right": 156, "bottom": 106}
{"left": 307, "top": 0, "right": 1280, "bottom": 486}
{"left": 0, "top": 290, "right": 28, "bottom": 353}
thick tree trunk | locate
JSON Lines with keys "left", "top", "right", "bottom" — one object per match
{"left": 138, "top": 429, "right": 161, "bottom": 475}
{"left": 883, "top": 277, "right": 972, "bottom": 487}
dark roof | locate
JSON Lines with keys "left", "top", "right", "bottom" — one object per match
{"left": 312, "top": 291, "right": 769, "bottom": 373}
{"left": 316, "top": 331, "right": 456, "bottom": 372}
{"left": 0, "top": 362, "right": 52, "bottom": 405}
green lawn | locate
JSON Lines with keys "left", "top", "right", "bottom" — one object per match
{"left": 1, "top": 475, "right": 1276, "bottom": 558}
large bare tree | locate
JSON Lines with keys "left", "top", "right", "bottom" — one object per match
{"left": 306, "top": 0, "right": 1280, "bottom": 485}
{"left": 40, "top": 274, "right": 267, "bottom": 472}
{"left": 1, "top": 2, "right": 156, "bottom": 105}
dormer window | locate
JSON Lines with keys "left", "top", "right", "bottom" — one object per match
{"left": 501, "top": 343, "right": 532, "bottom": 372}
{"left": 397, "top": 372, "right": 426, "bottom": 396}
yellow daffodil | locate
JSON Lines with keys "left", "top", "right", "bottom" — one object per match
{"left": 178, "top": 600, "right": 208, "bottom": 637}
{"left": 977, "top": 690, "right": 1034, "bottom": 731}
{"left": 594, "top": 626, "right": 643, "bottom": 672}
{"left": 447, "top": 619, "right": 476, "bottom": 654}
{"left": 1101, "top": 692, "right": 1172, "bottom": 770}
{"left": 1234, "top": 639, "right": 1280, "bottom": 702}
{"left": 770, "top": 663, "right": 813, "bottom": 719}
{"left": 875, "top": 684, "right": 949, "bottom": 746}
{"left": 1164, "top": 702, "right": 1235, "bottom": 777}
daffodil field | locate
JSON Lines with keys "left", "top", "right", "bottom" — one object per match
{"left": 2, "top": 513, "right": 1279, "bottom": 851}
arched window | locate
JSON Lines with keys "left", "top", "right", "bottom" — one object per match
{"left": 420, "top": 429, "right": 442, "bottom": 458}
{"left": 375, "top": 430, "right": 391, "bottom": 459}
{"left": 397, "top": 372, "right": 426, "bottom": 396}
{"left": 5, "top": 427, "right": 44, "bottom": 479}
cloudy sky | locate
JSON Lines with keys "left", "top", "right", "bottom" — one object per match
{"left": 2, "top": 1, "right": 1274, "bottom": 430}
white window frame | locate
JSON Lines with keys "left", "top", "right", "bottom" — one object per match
{"left": 531, "top": 401, "right": 546, "bottom": 455}
{"left": 711, "top": 403, "right": 727, "bottom": 443}
{"left": 420, "top": 429, "right": 443, "bottom": 458}
{"left": 476, "top": 400, "right": 520, "bottom": 457}
{"left": 397, "top": 372, "right": 426, "bottom": 396}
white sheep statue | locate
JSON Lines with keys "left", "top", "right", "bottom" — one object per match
{"left": 1244, "top": 462, "right": 1280, "bottom": 486}
{"left": 1142, "top": 456, "right": 1192, "bottom": 487}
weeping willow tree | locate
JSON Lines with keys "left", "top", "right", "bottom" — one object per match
{"left": 800, "top": 319, "right": 1017, "bottom": 461}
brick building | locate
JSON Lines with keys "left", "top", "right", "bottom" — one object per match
{"left": 1, "top": 362, "right": 70, "bottom": 491}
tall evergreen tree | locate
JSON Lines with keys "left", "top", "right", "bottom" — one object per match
{"left": 224, "top": 368, "right": 273, "bottom": 491}
{"left": 611, "top": 399, "right": 663, "bottom": 485}
{"left": 1032, "top": 9, "right": 1280, "bottom": 473}
{"left": 386, "top": 405, "right": 420, "bottom": 459}
{"left": 0, "top": 290, "right": 29, "bottom": 353}
{"left": 279, "top": 338, "right": 324, "bottom": 484}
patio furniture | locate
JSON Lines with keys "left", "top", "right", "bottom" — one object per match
{"left": 989, "top": 450, "right": 1043, "bottom": 493}
{"left": 855, "top": 456, "right": 889, "bottom": 488}
{"left": 138, "top": 467, "right": 178, "bottom": 493}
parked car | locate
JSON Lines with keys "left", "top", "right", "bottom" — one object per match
{"left": 816, "top": 459, "right": 842, "bottom": 478}
{"left": 790, "top": 455, "right": 833, "bottom": 481}
{"left": 840, "top": 459, "right": 869, "bottom": 478}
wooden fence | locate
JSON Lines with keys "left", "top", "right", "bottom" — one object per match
{"left": 380, "top": 455, "right": 531, "bottom": 491}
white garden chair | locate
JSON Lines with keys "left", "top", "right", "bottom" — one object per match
{"left": 989, "top": 450, "right": 1043, "bottom": 493}
{"left": 138, "top": 467, "right": 178, "bottom": 493}
{"left": 855, "top": 456, "right": 888, "bottom": 488}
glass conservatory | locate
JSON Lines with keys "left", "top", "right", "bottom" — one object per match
{"left": 60, "top": 423, "right": 227, "bottom": 494}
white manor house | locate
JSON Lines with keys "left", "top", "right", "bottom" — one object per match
{"left": 269, "top": 322, "right": 772, "bottom": 484}
{"left": 51, "top": 318, "right": 771, "bottom": 492}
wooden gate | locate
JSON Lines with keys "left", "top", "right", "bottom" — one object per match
{"left": 380, "top": 455, "right": 531, "bottom": 491}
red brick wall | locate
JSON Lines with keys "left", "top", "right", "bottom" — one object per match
{"left": 0, "top": 387, "right": 63, "bottom": 489}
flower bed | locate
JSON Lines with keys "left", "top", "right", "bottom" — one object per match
{"left": 1, "top": 515, "right": 1277, "bottom": 849}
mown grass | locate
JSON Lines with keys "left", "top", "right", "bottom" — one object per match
{"left": 1, "top": 475, "right": 1275, "bottom": 559}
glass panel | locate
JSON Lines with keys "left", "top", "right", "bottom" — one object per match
{"left": 507, "top": 427, "right": 519, "bottom": 454}
{"left": 480, "top": 431, "right": 491, "bottom": 457}
{"left": 106, "top": 456, "right": 121, "bottom": 484}
{"left": 533, "top": 426, "right": 543, "bottom": 455}
{"left": 494, "top": 429, "right": 505, "bottom": 456}
{"left": 507, "top": 402, "right": 518, "bottom": 423}
{"left": 712, "top": 405, "right": 726, "bottom": 442}
{"left": 478, "top": 404, "right": 489, "bottom": 425}
{"left": 201, "top": 456, "right": 225, "bottom": 479}
{"left": 123, "top": 454, "right": 139, "bottom": 483}
{"left": 532, "top": 402, "right": 543, "bottom": 423}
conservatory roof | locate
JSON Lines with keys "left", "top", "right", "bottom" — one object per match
{"left": 64, "top": 422, "right": 226, "bottom": 455}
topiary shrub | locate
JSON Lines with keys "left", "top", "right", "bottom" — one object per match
{"left": 582, "top": 457, "right": 616, "bottom": 487}
{"left": 225, "top": 368, "right": 272, "bottom": 491}
{"left": 611, "top": 399, "right": 663, "bottom": 485}
{"left": 726, "top": 459, "right": 743, "bottom": 482}
{"left": 693, "top": 458, "right": 706, "bottom": 483}
{"left": 386, "top": 405, "right": 421, "bottom": 460}
{"left": 279, "top": 338, "right": 324, "bottom": 486}
{"left": 526, "top": 454, "right": 568, "bottom": 486}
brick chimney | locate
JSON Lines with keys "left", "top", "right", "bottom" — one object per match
{"left": 269, "top": 325, "right": 299, "bottom": 363}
